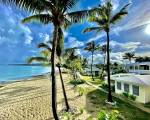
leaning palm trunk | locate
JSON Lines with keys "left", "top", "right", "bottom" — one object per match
{"left": 51, "top": 25, "right": 59, "bottom": 120}
{"left": 91, "top": 52, "right": 94, "bottom": 81}
{"left": 57, "top": 63, "right": 70, "bottom": 111}
{"left": 106, "top": 31, "right": 113, "bottom": 102}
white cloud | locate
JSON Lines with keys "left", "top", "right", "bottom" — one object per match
{"left": 63, "top": 31, "right": 69, "bottom": 38}
{"left": 25, "top": 35, "right": 33, "bottom": 45}
{"left": 87, "top": 32, "right": 105, "bottom": 42}
{"left": 65, "top": 36, "right": 84, "bottom": 48}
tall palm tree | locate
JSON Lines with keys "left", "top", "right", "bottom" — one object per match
{"left": 84, "top": 41, "right": 100, "bottom": 81}
{"left": 123, "top": 52, "right": 135, "bottom": 63}
{"left": 83, "top": 1, "right": 130, "bottom": 102}
{"left": 29, "top": 41, "right": 70, "bottom": 112}
{"left": 0, "top": 0, "right": 98, "bottom": 119}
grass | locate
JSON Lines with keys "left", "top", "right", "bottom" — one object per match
{"left": 86, "top": 88, "right": 150, "bottom": 120}
{"left": 144, "top": 102, "right": 150, "bottom": 109}
{"left": 82, "top": 75, "right": 103, "bottom": 85}
{"left": 69, "top": 79, "right": 85, "bottom": 85}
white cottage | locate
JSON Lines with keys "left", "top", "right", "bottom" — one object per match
{"left": 84, "top": 67, "right": 100, "bottom": 76}
{"left": 126, "top": 62, "right": 150, "bottom": 75}
{"left": 111, "top": 74, "right": 150, "bottom": 103}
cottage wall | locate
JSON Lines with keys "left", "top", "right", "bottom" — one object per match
{"left": 115, "top": 81, "right": 146, "bottom": 103}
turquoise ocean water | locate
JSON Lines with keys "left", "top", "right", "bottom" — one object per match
{"left": 0, "top": 65, "right": 50, "bottom": 82}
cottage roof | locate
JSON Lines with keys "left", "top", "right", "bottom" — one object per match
{"left": 85, "top": 67, "right": 100, "bottom": 71}
{"left": 127, "top": 62, "right": 150, "bottom": 66}
{"left": 111, "top": 74, "right": 150, "bottom": 86}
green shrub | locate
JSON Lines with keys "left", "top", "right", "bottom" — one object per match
{"left": 129, "top": 95, "right": 136, "bottom": 101}
{"left": 97, "top": 110, "right": 120, "bottom": 120}
{"left": 101, "top": 83, "right": 108, "bottom": 91}
{"left": 122, "top": 92, "right": 129, "bottom": 98}
{"left": 69, "top": 79, "right": 85, "bottom": 85}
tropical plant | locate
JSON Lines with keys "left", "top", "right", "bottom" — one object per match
{"left": 129, "top": 94, "right": 136, "bottom": 101}
{"left": 97, "top": 110, "right": 120, "bottom": 120}
{"left": 122, "top": 92, "right": 129, "bottom": 98}
{"left": 28, "top": 41, "right": 71, "bottom": 112}
{"left": 123, "top": 52, "right": 135, "bottom": 63}
{"left": 84, "top": 41, "right": 101, "bottom": 81}
{"left": 83, "top": 1, "right": 130, "bottom": 102}
{"left": 0, "top": 0, "right": 100, "bottom": 119}
{"left": 64, "top": 47, "right": 83, "bottom": 79}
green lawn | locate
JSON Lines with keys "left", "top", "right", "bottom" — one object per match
{"left": 144, "top": 102, "right": 150, "bottom": 109}
{"left": 85, "top": 88, "right": 150, "bottom": 120}
{"left": 82, "top": 75, "right": 104, "bottom": 85}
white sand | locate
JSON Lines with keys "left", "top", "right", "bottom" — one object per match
{"left": 0, "top": 74, "right": 90, "bottom": 120}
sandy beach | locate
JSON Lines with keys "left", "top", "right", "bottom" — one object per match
{"left": 0, "top": 73, "right": 90, "bottom": 120}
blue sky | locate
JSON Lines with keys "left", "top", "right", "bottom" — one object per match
{"left": 0, "top": 0, "right": 150, "bottom": 64}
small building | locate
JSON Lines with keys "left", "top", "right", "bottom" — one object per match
{"left": 84, "top": 67, "right": 100, "bottom": 76}
{"left": 126, "top": 62, "right": 150, "bottom": 75}
{"left": 111, "top": 74, "right": 150, "bottom": 103}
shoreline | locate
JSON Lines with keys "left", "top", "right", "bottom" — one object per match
{"left": 0, "top": 72, "right": 50, "bottom": 87}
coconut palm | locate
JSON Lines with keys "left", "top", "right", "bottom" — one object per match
{"left": 84, "top": 41, "right": 100, "bottom": 81}
{"left": 28, "top": 41, "right": 70, "bottom": 112}
{"left": 123, "top": 52, "right": 135, "bottom": 63}
{"left": 0, "top": 0, "right": 99, "bottom": 118}
{"left": 83, "top": 1, "right": 130, "bottom": 102}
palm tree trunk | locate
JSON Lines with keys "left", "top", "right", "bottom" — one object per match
{"left": 106, "top": 31, "right": 113, "bottom": 102}
{"left": 51, "top": 25, "right": 59, "bottom": 120}
{"left": 100, "top": 54, "right": 106, "bottom": 79}
{"left": 57, "top": 64, "right": 70, "bottom": 111}
{"left": 91, "top": 51, "right": 94, "bottom": 81}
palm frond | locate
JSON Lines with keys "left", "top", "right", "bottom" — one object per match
{"left": 62, "top": 0, "right": 79, "bottom": 11}
{"left": 63, "top": 18, "right": 72, "bottom": 29}
{"left": 27, "top": 57, "right": 48, "bottom": 64}
{"left": 110, "top": 3, "right": 130, "bottom": 24}
{"left": 0, "top": 0, "right": 51, "bottom": 12}
{"left": 67, "top": 7, "right": 100, "bottom": 23}
{"left": 38, "top": 43, "right": 52, "bottom": 52}
{"left": 83, "top": 27, "right": 102, "bottom": 33}
{"left": 22, "top": 14, "right": 53, "bottom": 24}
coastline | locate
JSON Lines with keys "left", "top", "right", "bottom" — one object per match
{"left": 0, "top": 72, "right": 50, "bottom": 85}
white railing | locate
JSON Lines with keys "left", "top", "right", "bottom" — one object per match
{"left": 129, "top": 70, "right": 150, "bottom": 75}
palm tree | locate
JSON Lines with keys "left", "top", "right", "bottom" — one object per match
{"left": 0, "top": 0, "right": 99, "bottom": 118}
{"left": 28, "top": 41, "right": 70, "bottom": 112}
{"left": 84, "top": 41, "right": 100, "bottom": 81}
{"left": 83, "top": 1, "right": 130, "bottom": 102}
{"left": 123, "top": 52, "right": 135, "bottom": 63}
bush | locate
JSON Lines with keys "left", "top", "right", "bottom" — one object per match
{"left": 122, "top": 92, "right": 129, "bottom": 98}
{"left": 129, "top": 95, "right": 136, "bottom": 101}
{"left": 101, "top": 83, "right": 108, "bottom": 91}
{"left": 69, "top": 79, "right": 85, "bottom": 85}
{"left": 97, "top": 110, "right": 120, "bottom": 120}
{"left": 101, "top": 83, "right": 115, "bottom": 92}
